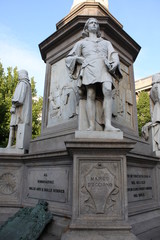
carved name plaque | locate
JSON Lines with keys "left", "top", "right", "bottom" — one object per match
{"left": 85, "top": 165, "right": 115, "bottom": 213}
{"left": 27, "top": 167, "right": 69, "bottom": 203}
{"left": 127, "top": 166, "right": 153, "bottom": 202}
{"left": 80, "top": 162, "right": 120, "bottom": 217}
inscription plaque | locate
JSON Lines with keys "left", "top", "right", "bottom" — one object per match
{"left": 85, "top": 165, "right": 115, "bottom": 213}
{"left": 80, "top": 161, "right": 120, "bottom": 217}
{"left": 27, "top": 167, "right": 69, "bottom": 203}
{"left": 127, "top": 166, "right": 153, "bottom": 202}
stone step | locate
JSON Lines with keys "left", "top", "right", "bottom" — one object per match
{"left": 137, "top": 226, "right": 160, "bottom": 240}
{"left": 38, "top": 233, "right": 60, "bottom": 240}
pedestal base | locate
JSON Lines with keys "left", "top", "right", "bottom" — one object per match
{"left": 75, "top": 130, "right": 123, "bottom": 139}
{"left": 0, "top": 147, "right": 26, "bottom": 154}
{"left": 62, "top": 230, "right": 138, "bottom": 240}
{"left": 64, "top": 139, "right": 137, "bottom": 240}
{"left": 154, "top": 150, "right": 160, "bottom": 157}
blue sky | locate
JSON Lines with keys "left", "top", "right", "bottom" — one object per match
{"left": 0, "top": 0, "right": 160, "bottom": 96}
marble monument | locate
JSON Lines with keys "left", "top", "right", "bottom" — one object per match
{"left": 1, "top": 1, "right": 160, "bottom": 240}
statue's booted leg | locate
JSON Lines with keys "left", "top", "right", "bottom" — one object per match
{"left": 7, "top": 126, "right": 15, "bottom": 148}
{"left": 86, "top": 85, "right": 96, "bottom": 131}
{"left": 102, "top": 82, "right": 120, "bottom": 131}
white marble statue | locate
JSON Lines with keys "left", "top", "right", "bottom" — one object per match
{"left": 150, "top": 73, "right": 160, "bottom": 152}
{"left": 142, "top": 74, "right": 160, "bottom": 155}
{"left": 150, "top": 73, "right": 160, "bottom": 123}
{"left": 66, "top": 18, "right": 122, "bottom": 131}
{"left": 7, "top": 70, "right": 32, "bottom": 152}
{"left": 71, "top": 0, "right": 108, "bottom": 10}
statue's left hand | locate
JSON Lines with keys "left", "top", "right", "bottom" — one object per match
{"left": 76, "top": 57, "right": 84, "bottom": 64}
{"left": 109, "top": 62, "right": 118, "bottom": 74}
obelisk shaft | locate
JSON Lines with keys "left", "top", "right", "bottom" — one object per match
{"left": 71, "top": 0, "right": 109, "bottom": 10}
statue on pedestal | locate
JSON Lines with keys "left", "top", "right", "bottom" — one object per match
{"left": 7, "top": 70, "right": 32, "bottom": 152}
{"left": 150, "top": 73, "right": 160, "bottom": 124}
{"left": 150, "top": 73, "right": 160, "bottom": 151}
{"left": 66, "top": 18, "right": 122, "bottom": 131}
{"left": 142, "top": 73, "right": 160, "bottom": 154}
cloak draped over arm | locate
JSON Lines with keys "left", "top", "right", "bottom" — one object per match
{"left": 106, "top": 41, "right": 123, "bottom": 80}
{"left": 65, "top": 41, "right": 82, "bottom": 80}
{"left": 12, "top": 81, "right": 27, "bottom": 107}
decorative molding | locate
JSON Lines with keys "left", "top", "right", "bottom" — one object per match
{"left": 0, "top": 173, "right": 16, "bottom": 195}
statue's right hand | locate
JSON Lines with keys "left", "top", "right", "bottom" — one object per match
{"left": 76, "top": 57, "right": 84, "bottom": 64}
{"left": 10, "top": 106, "right": 16, "bottom": 114}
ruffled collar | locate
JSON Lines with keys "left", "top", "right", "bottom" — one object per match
{"left": 85, "top": 37, "right": 103, "bottom": 43}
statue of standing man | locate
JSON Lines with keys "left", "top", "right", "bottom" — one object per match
{"left": 7, "top": 70, "right": 32, "bottom": 152}
{"left": 142, "top": 73, "right": 160, "bottom": 154}
{"left": 66, "top": 18, "right": 122, "bottom": 131}
{"left": 150, "top": 73, "right": 160, "bottom": 124}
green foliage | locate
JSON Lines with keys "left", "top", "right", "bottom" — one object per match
{"left": 31, "top": 77, "right": 37, "bottom": 97}
{"left": 0, "top": 62, "right": 43, "bottom": 147}
{"left": 0, "top": 64, "right": 18, "bottom": 147}
{"left": 32, "top": 96, "right": 43, "bottom": 139}
{"left": 137, "top": 91, "right": 151, "bottom": 135}
{"left": 30, "top": 77, "right": 43, "bottom": 139}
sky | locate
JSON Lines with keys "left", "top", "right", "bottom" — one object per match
{"left": 0, "top": 0, "right": 160, "bottom": 96}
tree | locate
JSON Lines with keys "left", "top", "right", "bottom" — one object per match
{"left": 0, "top": 64, "right": 18, "bottom": 147}
{"left": 0, "top": 62, "right": 43, "bottom": 147}
{"left": 32, "top": 95, "right": 43, "bottom": 139}
{"left": 137, "top": 91, "right": 151, "bottom": 135}
{"left": 30, "top": 76, "right": 43, "bottom": 139}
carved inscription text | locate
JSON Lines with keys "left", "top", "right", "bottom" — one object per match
{"left": 80, "top": 162, "right": 119, "bottom": 215}
{"left": 27, "top": 168, "right": 69, "bottom": 203}
{"left": 127, "top": 167, "right": 153, "bottom": 202}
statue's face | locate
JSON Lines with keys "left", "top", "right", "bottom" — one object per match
{"left": 18, "top": 70, "right": 28, "bottom": 80}
{"left": 87, "top": 19, "right": 99, "bottom": 34}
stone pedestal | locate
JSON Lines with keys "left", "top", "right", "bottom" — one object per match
{"left": 0, "top": 123, "right": 31, "bottom": 154}
{"left": 62, "top": 139, "right": 138, "bottom": 240}
{"left": 0, "top": 148, "right": 26, "bottom": 154}
{"left": 62, "top": 230, "right": 138, "bottom": 240}
{"left": 150, "top": 123, "right": 160, "bottom": 157}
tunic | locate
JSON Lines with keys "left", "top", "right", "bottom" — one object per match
{"left": 66, "top": 37, "right": 122, "bottom": 87}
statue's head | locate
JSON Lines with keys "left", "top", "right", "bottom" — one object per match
{"left": 18, "top": 70, "right": 29, "bottom": 81}
{"left": 82, "top": 18, "right": 101, "bottom": 38}
{"left": 152, "top": 73, "right": 160, "bottom": 85}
